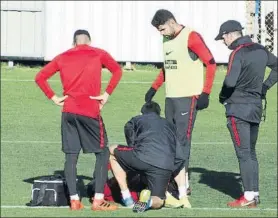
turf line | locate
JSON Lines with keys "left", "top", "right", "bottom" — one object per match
{"left": 1, "top": 205, "right": 277, "bottom": 211}
{"left": 1, "top": 140, "right": 276, "bottom": 145}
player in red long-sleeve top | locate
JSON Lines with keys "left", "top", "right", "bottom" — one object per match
{"left": 143, "top": 10, "right": 217, "bottom": 208}
{"left": 35, "top": 30, "right": 122, "bottom": 211}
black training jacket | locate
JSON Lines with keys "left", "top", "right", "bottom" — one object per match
{"left": 219, "top": 36, "right": 277, "bottom": 123}
{"left": 124, "top": 112, "right": 184, "bottom": 171}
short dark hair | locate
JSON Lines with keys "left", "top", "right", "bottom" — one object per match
{"left": 141, "top": 101, "right": 161, "bottom": 115}
{"left": 73, "top": 29, "right": 91, "bottom": 44}
{"left": 151, "top": 9, "right": 176, "bottom": 28}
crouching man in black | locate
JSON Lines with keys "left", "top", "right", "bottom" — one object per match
{"left": 109, "top": 101, "right": 190, "bottom": 212}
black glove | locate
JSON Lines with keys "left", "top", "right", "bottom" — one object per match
{"left": 145, "top": 87, "right": 157, "bottom": 102}
{"left": 261, "top": 84, "right": 268, "bottom": 100}
{"left": 196, "top": 92, "right": 209, "bottom": 110}
{"left": 219, "top": 84, "right": 235, "bottom": 104}
{"left": 219, "top": 94, "right": 226, "bottom": 104}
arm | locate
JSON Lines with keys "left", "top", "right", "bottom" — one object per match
{"left": 188, "top": 31, "right": 217, "bottom": 110}
{"left": 219, "top": 51, "right": 242, "bottom": 104}
{"left": 188, "top": 31, "right": 217, "bottom": 95}
{"left": 264, "top": 70, "right": 277, "bottom": 89}
{"left": 124, "top": 117, "right": 136, "bottom": 147}
{"left": 90, "top": 51, "right": 123, "bottom": 108}
{"left": 144, "top": 68, "right": 165, "bottom": 102}
{"left": 35, "top": 57, "right": 60, "bottom": 99}
{"left": 101, "top": 51, "right": 123, "bottom": 95}
{"left": 263, "top": 50, "right": 277, "bottom": 89}
{"left": 152, "top": 68, "right": 165, "bottom": 90}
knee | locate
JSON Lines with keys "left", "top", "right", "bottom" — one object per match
{"left": 250, "top": 150, "right": 257, "bottom": 161}
{"left": 151, "top": 196, "right": 164, "bottom": 209}
{"left": 65, "top": 153, "right": 78, "bottom": 165}
{"left": 109, "top": 155, "right": 116, "bottom": 162}
{"left": 97, "top": 147, "right": 109, "bottom": 158}
{"left": 237, "top": 148, "right": 251, "bottom": 162}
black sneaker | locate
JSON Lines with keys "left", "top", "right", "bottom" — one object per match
{"left": 133, "top": 189, "right": 151, "bottom": 213}
{"left": 187, "top": 187, "right": 192, "bottom": 196}
{"left": 254, "top": 196, "right": 260, "bottom": 204}
{"left": 133, "top": 201, "right": 149, "bottom": 213}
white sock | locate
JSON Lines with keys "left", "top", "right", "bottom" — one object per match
{"left": 253, "top": 191, "right": 259, "bottom": 197}
{"left": 244, "top": 191, "right": 255, "bottom": 201}
{"left": 94, "top": 193, "right": 104, "bottom": 200}
{"left": 70, "top": 194, "right": 79, "bottom": 200}
{"left": 148, "top": 199, "right": 153, "bottom": 208}
{"left": 178, "top": 185, "right": 187, "bottom": 199}
{"left": 121, "top": 189, "right": 131, "bottom": 199}
{"left": 185, "top": 172, "right": 189, "bottom": 189}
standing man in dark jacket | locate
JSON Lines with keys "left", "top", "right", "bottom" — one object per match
{"left": 215, "top": 20, "right": 277, "bottom": 208}
{"left": 35, "top": 29, "right": 122, "bottom": 211}
{"left": 109, "top": 101, "right": 187, "bottom": 212}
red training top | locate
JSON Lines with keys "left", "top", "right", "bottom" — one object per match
{"left": 35, "top": 44, "right": 122, "bottom": 118}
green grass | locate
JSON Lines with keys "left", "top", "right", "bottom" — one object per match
{"left": 1, "top": 63, "right": 277, "bottom": 217}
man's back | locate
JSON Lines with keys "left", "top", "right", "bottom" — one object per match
{"left": 227, "top": 39, "right": 269, "bottom": 103}
{"left": 58, "top": 45, "right": 104, "bottom": 97}
{"left": 124, "top": 112, "right": 178, "bottom": 170}
{"left": 35, "top": 44, "right": 122, "bottom": 118}
{"left": 222, "top": 36, "right": 277, "bottom": 123}
{"left": 57, "top": 45, "right": 105, "bottom": 117}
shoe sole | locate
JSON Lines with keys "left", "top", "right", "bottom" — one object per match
{"left": 125, "top": 204, "right": 135, "bottom": 208}
{"left": 227, "top": 202, "right": 257, "bottom": 208}
{"left": 70, "top": 204, "right": 84, "bottom": 210}
{"left": 164, "top": 204, "right": 183, "bottom": 209}
{"left": 91, "top": 207, "right": 118, "bottom": 211}
{"left": 182, "top": 205, "right": 192, "bottom": 209}
{"left": 70, "top": 208, "right": 84, "bottom": 210}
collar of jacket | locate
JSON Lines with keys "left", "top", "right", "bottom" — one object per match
{"left": 143, "top": 112, "right": 160, "bottom": 116}
{"left": 228, "top": 36, "right": 253, "bottom": 50}
{"left": 75, "top": 44, "right": 90, "bottom": 50}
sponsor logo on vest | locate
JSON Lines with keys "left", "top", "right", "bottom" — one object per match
{"left": 165, "top": 60, "right": 177, "bottom": 70}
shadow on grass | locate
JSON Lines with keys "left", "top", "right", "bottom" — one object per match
{"left": 190, "top": 167, "right": 242, "bottom": 198}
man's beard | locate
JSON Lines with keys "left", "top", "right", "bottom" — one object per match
{"left": 165, "top": 32, "right": 175, "bottom": 39}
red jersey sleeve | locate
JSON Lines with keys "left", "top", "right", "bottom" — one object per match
{"left": 151, "top": 68, "right": 165, "bottom": 90}
{"left": 101, "top": 51, "right": 123, "bottom": 95}
{"left": 35, "top": 56, "right": 60, "bottom": 99}
{"left": 188, "top": 31, "right": 217, "bottom": 94}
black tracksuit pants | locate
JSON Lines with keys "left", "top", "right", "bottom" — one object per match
{"left": 165, "top": 97, "right": 198, "bottom": 170}
{"left": 227, "top": 116, "right": 259, "bottom": 192}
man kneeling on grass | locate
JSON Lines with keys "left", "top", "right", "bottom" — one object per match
{"left": 109, "top": 101, "right": 191, "bottom": 212}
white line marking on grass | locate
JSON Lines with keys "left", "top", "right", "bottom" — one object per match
{"left": 0, "top": 79, "right": 224, "bottom": 85}
{"left": 1, "top": 205, "right": 277, "bottom": 211}
{"left": 1, "top": 140, "right": 60, "bottom": 144}
{"left": 1, "top": 140, "right": 276, "bottom": 145}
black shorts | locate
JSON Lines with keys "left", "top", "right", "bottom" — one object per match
{"left": 61, "top": 112, "right": 108, "bottom": 154}
{"left": 114, "top": 145, "right": 172, "bottom": 199}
